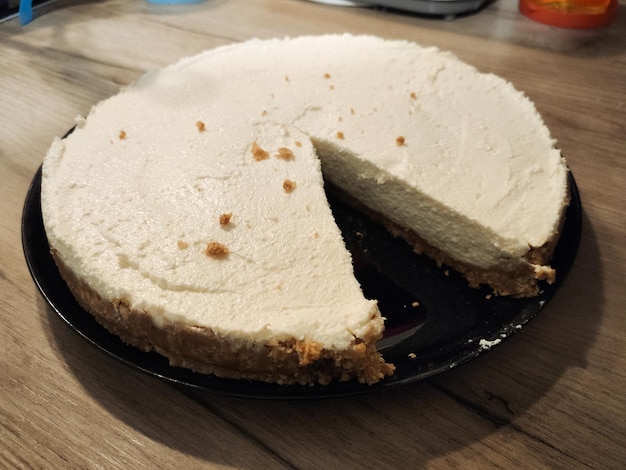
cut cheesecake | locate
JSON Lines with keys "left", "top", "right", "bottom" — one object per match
{"left": 41, "top": 35, "right": 569, "bottom": 385}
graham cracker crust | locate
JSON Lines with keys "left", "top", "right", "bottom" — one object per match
{"left": 50, "top": 250, "right": 395, "bottom": 385}
{"left": 326, "top": 180, "right": 570, "bottom": 298}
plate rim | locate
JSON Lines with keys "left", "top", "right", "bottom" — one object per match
{"left": 22, "top": 165, "right": 582, "bottom": 399}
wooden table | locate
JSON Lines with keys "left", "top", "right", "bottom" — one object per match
{"left": 1, "top": 0, "right": 625, "bottom": 468}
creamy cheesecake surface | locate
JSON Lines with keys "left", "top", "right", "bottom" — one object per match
{"left": 41, "top": 35, "right": 569, "bottom": 385}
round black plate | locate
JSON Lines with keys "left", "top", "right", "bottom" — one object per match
{"left": 22, "top": 166, "right": 581, "bottom": 399}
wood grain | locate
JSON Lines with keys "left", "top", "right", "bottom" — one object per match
{"left": 1, "top": 0, "right": 625, "bottom": 468}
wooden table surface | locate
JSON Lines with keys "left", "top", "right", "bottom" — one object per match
{"left": 1, "top": 0, "right": 625, "bottom": 468}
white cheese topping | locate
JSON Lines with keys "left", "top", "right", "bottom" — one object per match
{"left": 41, "top": 35, "right": 568, "bottom": 348}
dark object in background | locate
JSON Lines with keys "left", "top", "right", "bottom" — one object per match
{"left": 0, "top": 0, "right": 49, "bottom": 21}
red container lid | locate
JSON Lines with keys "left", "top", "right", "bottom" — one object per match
{"left": 519, "top": 0, "right": 618, "bottom": 28}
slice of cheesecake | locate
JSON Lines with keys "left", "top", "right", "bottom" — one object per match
{"left": 42, "top": 120, "right": 394, "bottom": 385}
{"left": 41, "top": 35, "right": 569, "bottom": 385}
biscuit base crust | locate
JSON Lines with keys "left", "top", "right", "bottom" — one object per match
{"left": 327, "top": 182, "right": 570, "bottom": 298}
{"left": 50, "top": 250, "right": 395, "bottom": 386}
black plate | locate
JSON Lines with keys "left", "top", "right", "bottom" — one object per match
{"left": 22, "top": 165, "right": 581, "bottom": 399}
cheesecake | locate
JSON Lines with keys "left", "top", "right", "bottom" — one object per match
{"left": 41, "top": 35, "right": 569, "bottom": 385}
